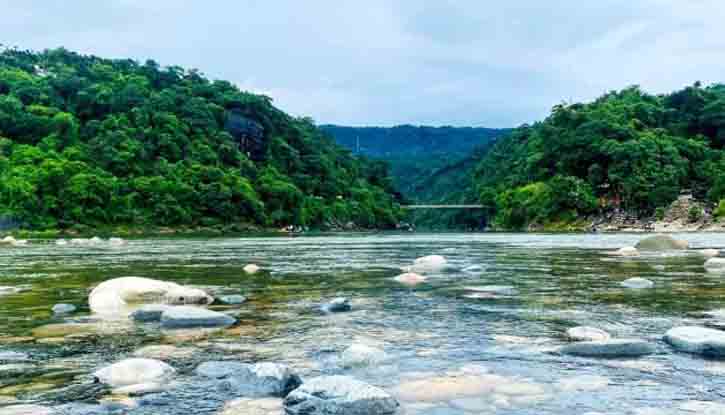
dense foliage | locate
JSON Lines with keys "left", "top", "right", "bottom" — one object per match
{"left": 475, "top": 84, "right": 725, "bottom": 229}
{"left": 0, "top": 48, "right": 401, "bottom": 230}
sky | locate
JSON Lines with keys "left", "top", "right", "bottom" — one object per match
{"left": 3, "top": 0, "right": 725, "bottom": 128}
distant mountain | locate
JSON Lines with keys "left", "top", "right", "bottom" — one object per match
{"left": 320, "top": 125, "right": 509, "bottom": 158}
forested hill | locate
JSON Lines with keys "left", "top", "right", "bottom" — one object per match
{"left": 0, "top": 48, "right": 401, "bottom": 231}
{"left": 475, "top": 83, "right": 725, "bottom": 230}
{"left": 320, "top": 125, "right": 508, "bottom": 158}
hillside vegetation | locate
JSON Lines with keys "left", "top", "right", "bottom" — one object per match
{"left": 0, "top": 48, "right": 401, "bottom": 231}
{"left": 475, "top": 84, "right": 725, "bottom": 229}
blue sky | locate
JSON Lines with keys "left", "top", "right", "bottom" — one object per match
{"left": 3, "top": 1, "right": 725, "bottom": 127}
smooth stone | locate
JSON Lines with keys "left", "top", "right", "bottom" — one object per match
{"left": 218, "top": 295, "right": 247, "bottom": 305}
{"left": 244, "top": 264, "right": 261, "bottom": 274}
{"left": 52, "top": 304, "right": 76, "bottom": 314}
{"left": 322, "top": 297, "right": 351, "bottom": 313}
{"left": 558, "top": 339, "right": 654, "bottom": 358}
{"left": 93, "top": 358, "right": 175, "bottom": 394}
{"left": 621, "top": 278, "right": 654, "bottom": 289}
{"left": 0, "top": 405, "right": 55, "bottom": 415}
{"left": 160, "top": 306, "right": 236, "bottom": 329}
{"left": 197, "top": 362, "right": 301, "bottom": 397}
{"left": 664, "top": 326, "right": 725, "bottom": 357}
{"left": 635, "top": 235, "right": 688, "bottom": 251}
{"left": 340, "top": 344, "right": 387, "bottom": 368}
{"left": 220, "top": 397, "right": 283, "bottom": 415}
{"left": 284, "top": 375, "right": 399, "bottom": 415}
{"left": 566, "top": 327, "right": 611, "bottom": 342}
{"left": 393, "top": 273, "right": 427, "bottom": 286}
{"left": 89, "top": 277, "right": 213, "bottom": 315}
{"left": 131, "top": 305, "right": 172, "bottom": 322}
{"left": 704, "top": 258, "right": 725, "bottom": 272}
{"left": 701, "top": 249, "right": 720, "bottom": 258}
{"left": 410, "top": 255, "right": 448, "bottom": 273}
{"left": 614, "top": 246, "right": 640, "bottom": 257}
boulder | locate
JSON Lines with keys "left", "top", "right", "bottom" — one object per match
{"left": 196, "top": 362, "right": 301, "bottom": 397}
{"left": 322, "top": 297, "right": 351, "bottom": 313}
{"left": 88, "top": 277, "right": 213, "bottom": 315}
{"left": 244, "top": 264, "right": 261, "bottom": 275}
{"left": 410, "top": 255, "right": 447, "bottom": 273}
{"left": 704, "top": 258, "right": 725, "bottom": 272}
{"left": 664, "top": 326, "right": 725, "bottom": 357}
{"left": 160, "top": 306, "right": 235, "bottom": 329}
{"left": 0, "top": 405, "right": 55, "bottom": 415}
{"left": 635, "top": 235, "right": 688, "bottom": 251}
{"left": 393, "top": 273, "right": 427, "bottom": 286}
{"left": 340, "top": 344, "right": 387, "bottom": 368}
{"left": 130, "top": 304, "right": 172, "bottom": 322}
{"left": 93, "top": 358, "right": 175, "bottom": 395}
{"left": 566, "top": 327, "right": 611, "bottom": 342}
{"left": 558, "top": 339, "right": 654, "bottom": 358}
{"left": 621, "top": 278, "right": 654, "bottom": 289}
{"left": 218, "top": 295, "right": 247, "bottom": 305}
{"left": 284, "top": 376, "right": 399, "bottom": 415}
{"left": 613, "top": 247, "right": 639, "bottom": 257}
{"left": 52, "top": 304, "right": 76, "bottom": 315}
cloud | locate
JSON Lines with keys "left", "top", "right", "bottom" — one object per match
{"left": 2, "top": 1, "right": 725, "bottom": 127}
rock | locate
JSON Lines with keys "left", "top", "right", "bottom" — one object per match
{"left": 704, "top": 258, "right": 725, "bottom": 272}
{"left": 621, "top": 278, "right": 654, "bottom": 289}
{"left": 130, "top": 304, "right": 172, "bottom": 322}
{"left": 393, "top": 273, "right": 427, "bottom": 286}
{"left": 635, "top": 235, "right": 688, "bottom": 251}
{"left": 220, "top": 397, "right": 284, "bottom": 415}
{"left": 462, "top": 265, "right": 484, "bottom": 273}
{"left": 52, "top": 304, "right": 76, "bottom": 314}
{"left": 566, "top": 327, "right": 611, "bottom": 342}
{"left": 664, "top": 326, "right": 725, "bottom": 357}
{"left": 558, "top": 339, "right": 654, "bottom": 358}
{"left": 0, "top": 236, "right": 16, "bottom": 245}
{"left": 160, "top": 306, "right": 235, "bottom": 329}
{"left": 93, "top": 358, "right": 175, "bottom": 395}
{"left": 0, "top": 405, "right": 55, "bottom": 415}
{"left": 613, "top": 246, "right": 639, "bottom": 257}
{"left": 322, "top": 297, "right": 351, "bottom": 313}
{"left": 55, "top": 239, "right": 68, "bottom": 246}
{"left": 463, "top": 285, "right": 518, "bottom": 296}
{"left": 0, "top": 351, "right": 29, "bottom": 362}
{"left": 701, "top": 249, "right": 720, "bottom": 258}
{"left": 133, "top": 345, "right": 196, "bottom": 360}
{"left": 340, "top": 344, "right": 387, "bottom": 368}
{"left": 284, "top": 375, "right": 399, "bottom": 415}
{"left": 197, "top": 362, "right": 301, "bottom": 397}
{"left": 410, "top": 255, "right": 448, "bottom": 273}
{"left": 218, "top": 295, "right": 247, "bottom": 305}
{"left": 0, "top": 287, "right": 21, "bottom": 296}
{"left": 108, "top": 237, "right": 127, "bottom": 246}
{"left": 88, "top": 277, "right": 213, "bottom": 315}
{"left": 244, "top": 264, "right": 261, "bottom": 274}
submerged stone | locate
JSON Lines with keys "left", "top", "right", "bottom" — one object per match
{"left": 410, "top": 255, "right": 448, "bottom": 273}
{"left": 664, "top": 326, "right": 725, "bottom": 357}
{"left": 635, "top": 235, "right": 688, "bottom": 251}
{"left": 196, "top": 361, "right": 301, "bottom": 397}
{"left": 130, "top": 304, "right": 172, "bottom": 322}
{"left": 322, "top": 297, "right": 351, "bottom": 313}
{"left": 566, "top": 326, "right": 611, "bottom": 342}
{"left": 340, "top": 344, "right": 387, "bottom": 368}
{"left": 704, "top": 258, "right": 725, "bottom": 272}
{"left": 93, "top": 358, "right": 175, "bottom": 395}
{"left": 284, "top": 375, "right": 398, "bottom": 415}
{"left": 160, "top": 306, "right": 236, "bottom": 329}
{"left": 613, "top": 247, "right": 640, "bottom": 257}
{"left": 621, "top": 278, "right": 654, "bottom": 289}
{"left": 218, "top": 295, "right": 247, "bottom": 305}
{"left": 559, "top": 339, "right": 654, "bottom": 358}
{"left": 220, "top": 397, "right": 283, "bottom": 415}
{"left": 52, "top": 303, "right": 76, "bottom": 314}
{"left": 393, "top": 272, "right": 427, "bottom": 286}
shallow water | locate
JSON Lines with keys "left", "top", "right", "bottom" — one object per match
{"left": 0, "top": 233, "right": 724, "bottom": 414}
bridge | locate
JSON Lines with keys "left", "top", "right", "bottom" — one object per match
{"left": 401, "top": 205, "right": 485, "bottom": 209}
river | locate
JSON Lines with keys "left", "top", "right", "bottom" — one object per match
{"left": 0, "top": 233, "right": 724, "bottom": 414}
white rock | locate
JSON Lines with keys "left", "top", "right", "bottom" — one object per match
{"left": 621, "top": 278, "right": 654, "bottom": 289}
{"left": 0, "top": 236, "right": 16, "bottom": 245}
{"left": 93, "top": 358, "right": 175, "bottom": 394}
{"left": 566, "top": 327, "right": 611, "bottom": 342}
{"left": 243, "top": 264, "right": 260, "bottom": 274}
{"left": 701, "top": 249, "right": 720, "bottom": 258}
{"left": 340, "top": 344, "right": 387, "bottom": 368}
{"left": 108, "top": 237, "right": 127, "bottom": 246}
{"left": 664, "top": 326, "right": 725, "bottom": 357}
{"left": 88, "top": 277, "right": 213, "bottom": 315}
{"left": 410, "top": 255, "right": 448, "bottom": 273}
{"left": 704, "top": 258, "right": 725, "bottom": 272}
{"left": 393, "top": 273, "right": 427, "bottom": 286}
{"left": 613, "top": 247, "right": 639, "bottom": 257}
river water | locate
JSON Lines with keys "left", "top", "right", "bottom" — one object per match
{"left": 0, "top": 233, "right": 724, "bottom": 414}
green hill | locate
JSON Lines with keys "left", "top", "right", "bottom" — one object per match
{"left": 475, "top": 83, "right": 725, "bottom": 230}
{"left": 0, "top": 48, "right": 401, "bottom": 231}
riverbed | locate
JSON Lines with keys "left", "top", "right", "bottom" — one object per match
{"left": 0, "top": 233, "right": 724, "bottom": 414}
